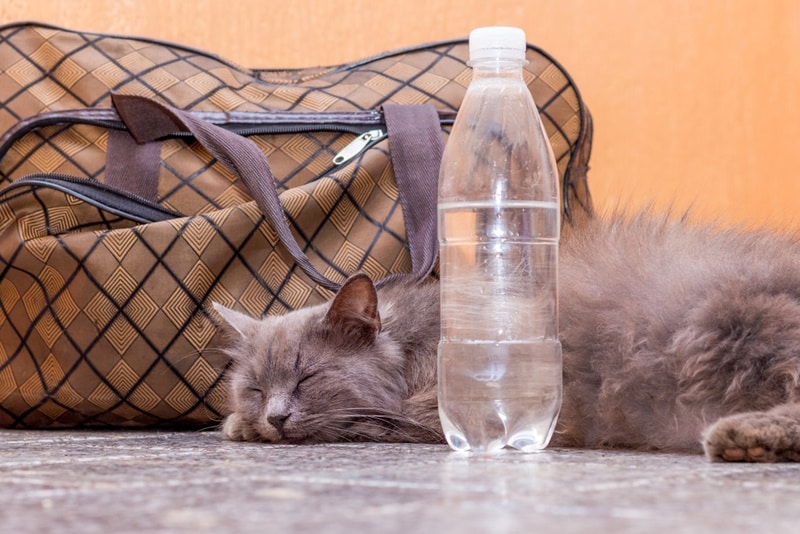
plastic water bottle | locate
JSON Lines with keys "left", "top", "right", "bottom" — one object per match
{"left": 437, "top": 26, "right": 562, "bottom": 453}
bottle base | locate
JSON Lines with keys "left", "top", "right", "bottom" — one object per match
{"left": 443, "top": 419, "right": 558, "bottom": 454}
{"left": 438, "top": 340, "right": 562, "bottom": 453}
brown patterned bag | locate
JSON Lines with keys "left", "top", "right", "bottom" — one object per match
{"left": 0, "top": 22, "right": 593, "bottom": 428}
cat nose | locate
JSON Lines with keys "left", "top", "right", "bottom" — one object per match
{"left": 268, "top": 413, "right": 289, "bottom": 433}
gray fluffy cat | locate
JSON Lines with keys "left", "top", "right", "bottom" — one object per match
{"left": 214, "top": 210, "right": 800, "bottom": 462}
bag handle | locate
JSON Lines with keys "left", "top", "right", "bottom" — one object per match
{"left": 111, "top": 94, "right": 441, "bottom": 291}
{"left": 382, "top": 104, "right": 442, "bottom": 286}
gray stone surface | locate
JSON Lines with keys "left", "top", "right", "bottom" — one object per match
{"left": 1, "top": 429, "right": 798, "bottom": 533}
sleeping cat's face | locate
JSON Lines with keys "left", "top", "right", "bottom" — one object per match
{"left": 214, "top": 274, "right": 409, "bottom": 443}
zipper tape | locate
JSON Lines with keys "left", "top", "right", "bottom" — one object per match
{"left": 0, "top": 175, "right": 183, "bottom": 224}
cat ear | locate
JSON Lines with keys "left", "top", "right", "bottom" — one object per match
{"left": 212, "top": 302, "right": 259, "bottom": 339}
{"left": 325, "top": 273, "right": 381, "bottom": 342}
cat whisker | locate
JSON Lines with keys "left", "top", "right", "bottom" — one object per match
{"left": 305, "top": 408, "right": 441, "bottom": 442}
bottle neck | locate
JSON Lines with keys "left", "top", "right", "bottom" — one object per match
{"left": 469, "top": 58, "right": 526, "bottom": 79}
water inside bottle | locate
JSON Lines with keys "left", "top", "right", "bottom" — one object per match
{"left": 438, "top": 200, "right": 560, "bottom": 341}
{"left": 437, "top": 200, "right": 561, "bottom": 452}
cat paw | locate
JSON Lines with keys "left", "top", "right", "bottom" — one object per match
{"left": 703, "top": 410, "right": 800, "bottom": 462}
{"left": 221, "top": 413, "right": 251, "bottom": 441}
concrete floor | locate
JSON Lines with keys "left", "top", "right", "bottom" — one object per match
{"left": 1, "top": 430, "right": 798, "bottom": 533}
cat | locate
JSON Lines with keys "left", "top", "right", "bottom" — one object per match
{"left": 213, "top": 210, "right": 800, "bottom": 462}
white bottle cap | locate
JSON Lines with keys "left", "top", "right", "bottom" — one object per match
{"left": 469, "top": 26, "right": 527, "bottom": 63}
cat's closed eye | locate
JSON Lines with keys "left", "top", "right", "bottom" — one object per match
{"left": 294, "top": 373, "right": 316, "bottom": 394}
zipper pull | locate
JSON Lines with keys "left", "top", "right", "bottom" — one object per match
{"left": 332, "top": 129, "right": 387, "bottom": 166}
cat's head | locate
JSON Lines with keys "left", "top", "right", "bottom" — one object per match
{"left": 213, "top": 274, "right": 408, "bottom": 443}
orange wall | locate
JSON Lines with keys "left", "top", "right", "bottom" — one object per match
{"left": 3, "top": 0, "right": 800, "bottom": 228}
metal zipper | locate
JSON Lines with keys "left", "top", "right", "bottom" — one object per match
{"left": 0, "top": 108, "right": 454, "bottom": 170}
{"left": 0, "top": 109, "right": 387, "bottom": 161}
{"left": 332, "top": 129, "right": 388, "bottom": 166}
